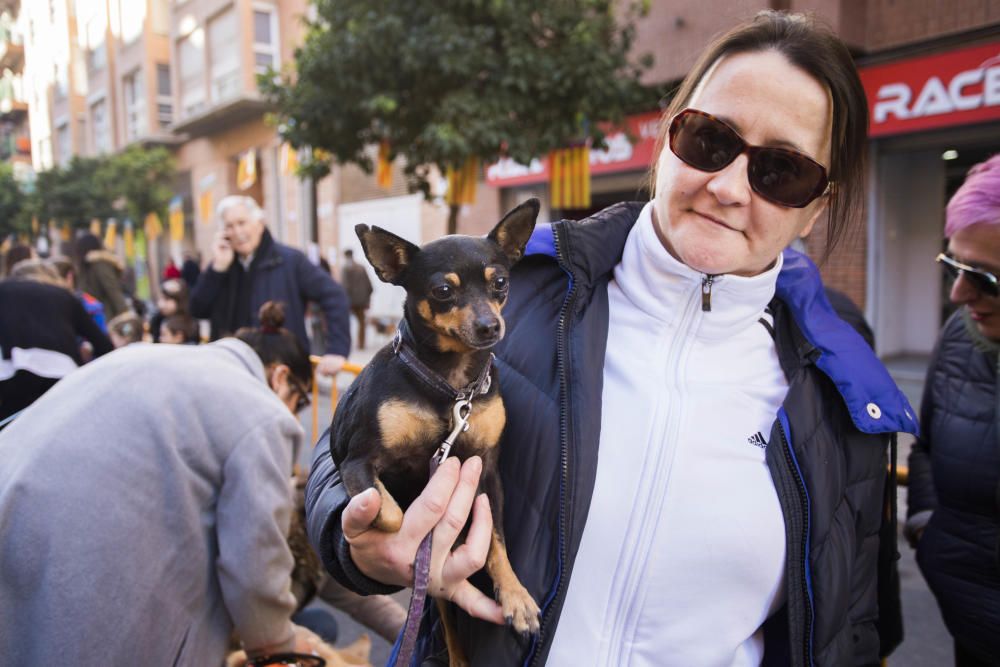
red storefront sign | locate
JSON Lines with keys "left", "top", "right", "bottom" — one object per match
{"left": 860, "top": 41, "right": 1000, "bottom": 138}
{"left": 485, "top": 111, "right": 662, "bottom": 187}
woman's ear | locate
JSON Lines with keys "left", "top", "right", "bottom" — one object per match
{"left": 799, "top": 199, "right": 829, "bottom": 240}
{"left": 267, "top": 363, "right": 291, "bottom": 392}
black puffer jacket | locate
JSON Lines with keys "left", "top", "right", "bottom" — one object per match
{"left": 306, "top": 203, "right": 917, "bottom": 666}
{"left": 908, "top": 311, "right": 1000, "bottom": 661}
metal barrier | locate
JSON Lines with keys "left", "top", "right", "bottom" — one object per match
{"left": 309, "top": 356, "right": 364, "bottom": 438}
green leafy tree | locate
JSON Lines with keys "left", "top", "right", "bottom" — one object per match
{"left": 33, "top": 156, "right": 116, "bottom": 228}
{"left": 0, "top": 162, "right": 28, "bottom": 238}
{"left": 261, "top": 0, "right": 654, "bottom": 233}
{"left": 105, "top": 145, "right": 176, "bottom": 222}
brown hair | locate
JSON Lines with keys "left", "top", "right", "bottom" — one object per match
{"left": 163, "top": 314, "right": 199, "bottom": 343}
{"left": 235, "top": 301, "right": 313, "bottom": 391}
{"left": 650, "top": 10, "right": 868, "bottom": 260}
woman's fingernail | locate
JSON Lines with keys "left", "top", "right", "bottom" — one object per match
{"left": 359, "top": 488, "right": 374, "bottom": 509}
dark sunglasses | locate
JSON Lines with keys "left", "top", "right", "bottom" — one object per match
{"left": 668, "top": 108, "right": 832, "bottom": 208}
{"left": 936, "top": 253, "right": 999, "bottom": 297}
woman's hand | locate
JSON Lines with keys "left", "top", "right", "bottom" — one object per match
{"left": 341, "top": 456, "right": 504, "bottom": 625}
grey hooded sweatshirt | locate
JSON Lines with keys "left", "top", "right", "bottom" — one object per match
{"left": 0, "top": 339, "right": 303, "bottom": 666}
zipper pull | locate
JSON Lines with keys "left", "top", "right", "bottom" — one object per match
{"left": 701, "top": 274, "right": 715, "bottom": 312}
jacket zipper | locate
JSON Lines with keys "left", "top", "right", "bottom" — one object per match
{"left": 777, "top": 416, "right": 814, "bottom": 667}
{"left": 701, "top": 274, "right": 716, "bottom": 312}
{"left": 527, "top": 224, "right": 576, "bottom": 667}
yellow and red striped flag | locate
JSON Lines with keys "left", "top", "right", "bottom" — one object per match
{"left": 376, "top": 140, "right": 392, "bottom": 189}
{"left": 168, "top": 197, "right": 184, "bottom": 242}
{"left": 445, "top": 157, "right": 479, "bottom": 207}
{"left": 237, "top": 148, "right": 257, "bottom": 190}
{"left": 144, "top": 212, "right": 163, "bottom": 240}
{"left": 280, "top": 143, "right": 299, "bottom": 176}
{"left": 549, "top": 145, "right": 591, "bottom": 210}
{"left": 103, "top": 220, "right": 117, "bottom": 250}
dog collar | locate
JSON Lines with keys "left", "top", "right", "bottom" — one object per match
{"left": 391, "top": 318, "right": 495, "bottom": 402}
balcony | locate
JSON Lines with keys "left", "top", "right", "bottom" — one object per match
{"left": 0, "top": 23, "right": 22, "bottom": 73}
{"left": 0, "top": 74, "right": 26, "bottom": 120}
{"left": 170, "top": 91, "right": 271, "bottom": 139}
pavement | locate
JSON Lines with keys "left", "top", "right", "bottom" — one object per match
{"left": 296, "top": 335, "right": 950, "bottom": 666}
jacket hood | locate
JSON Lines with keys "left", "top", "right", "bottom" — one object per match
{"left": 85, "top": 249, "right": 124, "bottom": 272}
{"left": 526, "top": 203, "right": 919, "bottom": 437}
{"left": 777, "top": 249, "right": 918, "bottom": 435}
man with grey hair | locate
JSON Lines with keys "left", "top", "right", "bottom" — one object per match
{"left": 190, "top": 195, "right": 350, "bottom": 375}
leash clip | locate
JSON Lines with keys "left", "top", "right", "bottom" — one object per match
{"left": 434, "top": 398, "right": 472, "bottom": 463}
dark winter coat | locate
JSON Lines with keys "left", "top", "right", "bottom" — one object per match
{"left": 341, "top": 261, "right": 373, "bottom": 309}
{"left": 77, "top": 250, "right": 128, "bottom": 319}
{"left": 908, "top": 311, "right": 1000, "bottom": 661}
{"left": 305, "top": 203, "right": 918, "bottom": 666}
{"left": 189, "top": 230, "right": 351, "bottom": 356}
{"left": 0, "top": 280, "right": 113, "bottom": 419}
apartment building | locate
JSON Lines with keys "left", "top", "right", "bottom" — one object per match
{"left": 0, "top": 7, "right": 30, "bottom": 180}
{"left": 18, "top": 0, "right": 1000, "bottom": 358}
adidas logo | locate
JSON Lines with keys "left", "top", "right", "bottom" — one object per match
{"left": 747, "top": 431, "right": 767, "bottom": 449}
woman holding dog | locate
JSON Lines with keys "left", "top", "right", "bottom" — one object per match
{"left": 306, "top": 10, "right": 917, "bottom": 666}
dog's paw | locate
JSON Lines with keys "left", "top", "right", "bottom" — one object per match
{"left": 371, "top": 505, "right": 403, "bottom": 532}
{"left": 496, "top": 583, "right": 541, "bottom": 636}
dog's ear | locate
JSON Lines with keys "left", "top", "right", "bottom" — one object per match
{"left": 488, "top": 198, "right": 539, "bottom": 265}
{"left": 355, "top": 224, "right": 420, "bottom": 285}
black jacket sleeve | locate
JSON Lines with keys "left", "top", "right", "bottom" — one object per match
{"left": 907, "top": 329, "right": 943, "bottom": 518}
{"left": 304, "top": 429, "right": 402, "bottom": 596}
{"left": 296, "top": 256, "right": 351, "bottom": 357}
{"left": 189, "top": 267, "right": 227, "bottom": 319}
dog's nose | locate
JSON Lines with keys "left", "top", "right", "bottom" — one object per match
{"left": 475, "top": 317, "right": 501, "bottom": 339}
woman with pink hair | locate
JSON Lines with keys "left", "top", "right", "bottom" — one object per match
{"left": 906, "top": 154, "right": 1000, "bottom": 667}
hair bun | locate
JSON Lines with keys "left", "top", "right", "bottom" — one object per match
{"left": 258, "top": 301, "right": 286, "bottom": 333}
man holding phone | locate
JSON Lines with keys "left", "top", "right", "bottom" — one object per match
{"left": 190, "top": 195, "right": 350, "bottom": 375}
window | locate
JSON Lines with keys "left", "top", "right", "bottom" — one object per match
{"left": 86, "top": 15, "right": 106, "bottom": 71}
{"left": 53, "top": 62, "right": 68, "bottom": 100}
{"left": 56, "top": 122, "right": 70, "bottom": 166}
{"left": 252, "top": 6, "right": 279, "bottom": 75}
{"left": 208, "top": 9, "right": 239, "bottom": 103}
{"left": 124, "top": 69, "right": 147, "bottom": 141}
{"left": 156, "top": 63, "right": 172, "bottom": 126}
{"left": 91, "top": 99, "right": 110, "bottom": 154}
{"left": 88, "top": 41, "right": 106, "bottom": 71}
{"left": 178, "top": 29, "right": 205, "bottom": 117}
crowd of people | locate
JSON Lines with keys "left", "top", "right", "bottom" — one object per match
{"left": 0, "top": 9, "right": 997, "bottom": 667}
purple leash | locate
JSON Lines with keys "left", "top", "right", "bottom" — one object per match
{"left": 392, "top": 399, "right": 474, "bottom": 667}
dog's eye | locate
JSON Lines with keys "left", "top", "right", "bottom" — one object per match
{"left": 492, "top": 276, "right": 508, "bottom": 292}
{"left": 431, "top": 285, "right": 454, "bottom": 301}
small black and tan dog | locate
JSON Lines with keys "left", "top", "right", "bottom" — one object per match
{"left": 330, "top": 199, "right": 541, "bottom": 660}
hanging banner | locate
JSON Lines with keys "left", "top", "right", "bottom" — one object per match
{"left": 486, "top": 111, "right": 661, "bottom": 188}
{"left": 445, "top": 157, "right": 479, "bottom": 206}
{"left": 198, "top": 190, "right": 214, "bottom": 225}
{"left": 376, "top": 140, "right": 392, "bottom": 189}
{"left": 103, "top": 219, "right": 117, "bottom": 250}
{"left": 123, "top": 220, "right": 135, "bottom": 263}
{"left": 168, "top": 197, "right": 184, "bottom": 242}
{"left": 237, "top": 148, "right": 257, "bottom": 190}
{"left": 59, "top": 222, "right": 71, "bottom": 242}
{"left": 144, "top": 212, "right": 163, "bottom": 240}
{"left": 280, "top": 143, "right": 299, "bottom": 176}
{"left": 550, "top": 145, "right": 591, "bottom": 210}
{"left": 134, "top": 228, "right": 149, "bottom": 301}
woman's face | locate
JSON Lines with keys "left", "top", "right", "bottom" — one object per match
{"left": 947, "top": 222, "right": 1000, "bottom": 340}
{"left": 653, "top": 50, "right": 833, "bottom": 277}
